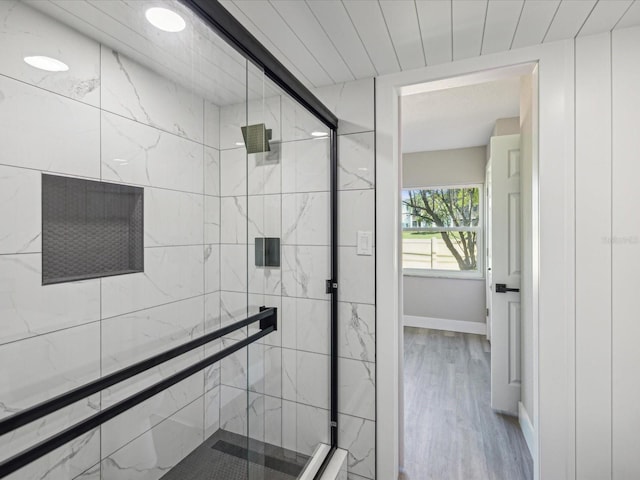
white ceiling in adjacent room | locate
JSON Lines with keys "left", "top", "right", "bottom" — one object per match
{"left": 221, "top": 0, "right": 640, "bottom": 89}
{"left": 401, "top": 77, "right": 521, "bottom": 153}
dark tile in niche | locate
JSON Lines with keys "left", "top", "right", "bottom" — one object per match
{"left": 42, "top": 174, "right": 144, "bottom": 284}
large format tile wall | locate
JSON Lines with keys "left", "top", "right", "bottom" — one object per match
{"left": 315, "top": 78, "right": 377, "bottom": 480}
{"left": 215, "top": 89, "right": 334, "bottom": 455}
{"left": 0, "top": 2, "right": 221, "bottom": 479}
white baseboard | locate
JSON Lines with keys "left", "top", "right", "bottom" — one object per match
{"left": 518, "top": 401, "right": 536, "bottom": 459}
{"left": 403, "top": 315, "right": 486, "bottom": 335}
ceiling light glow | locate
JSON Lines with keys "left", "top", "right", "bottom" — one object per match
{"left": 311, "top": 131, "right": 328, "bottom": 137}
{"left": 145, "top": 7, "right": 186, "bottom": 32}
{"left": 23, "top": 56, "right": 69, "bottom": 72}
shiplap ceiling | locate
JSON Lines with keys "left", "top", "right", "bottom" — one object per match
{"left": 401, "top": 76, "right": 521, "bottom": 153}
{"left": 221, "top": 0, "right": 640, "bottom": 89}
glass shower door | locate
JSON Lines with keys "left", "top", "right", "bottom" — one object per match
{"left": 245, "top": 66, "right": 333, "bottom": 479}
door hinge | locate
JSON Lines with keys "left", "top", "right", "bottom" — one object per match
{"left": 325, "top": 280, "right": 338, "bottom": 294}
{"left": 486, "top": 308, "right": 489, "bottom": 317}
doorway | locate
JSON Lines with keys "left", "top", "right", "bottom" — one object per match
{"left": 398, "top": 71, "right": 534, "bottom": 479}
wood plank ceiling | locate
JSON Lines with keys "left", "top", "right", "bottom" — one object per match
{"left": 221, "top": 0, "right": 640, "bottom": 89}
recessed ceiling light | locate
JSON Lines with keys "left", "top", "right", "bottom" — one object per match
{"left": 235, "top": 142, "right": 245, "bottom": 146}
{"left": 311, "top": 131, "right": 329, "bottom": 137}
{"left": 113, "top": 158, "right": 129, "bottom": 165}
{"left": 23, "top": 56, "right": 69, "bottom": 72}
{"left": 145, "top": 7, "right": 186, "bottom": 33}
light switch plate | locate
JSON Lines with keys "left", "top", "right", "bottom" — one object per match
{"left": 356, "top": 231, "right": 373, "bottom": 256}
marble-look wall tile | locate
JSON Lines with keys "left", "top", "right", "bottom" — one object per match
{"left": 204, "top": 101, "right": 220, "bottom": 149}
{"left": 101, "top": 112, "right": 203, "bottom": 194}
{"left": 338, "top": 302, "right": 375, "bottom": 363}
{"left": 248, "top": 344, "right": 281, "bottom": 398}
{"left": 100, "top": 297, "right": 205, "bottom": 457}
{"left": 74, "top": 462, "right": 101, "bottom": 480}
{"left": 145, "top": 188, "right": 203, "bottom": 247}
{"left": 0, "top": 1, "right": 101, "bottom": 106}
{"left": 0, "top": 323, "right": 100, "bottom": 478}
{"left": 220, "top": 148, "right": 247, "bottom": 197}
{"left": 204, "top": 292, "right": 221, "bottom": 334}
{"left": 101, "top": 397, "right": 204, "bottom": 480}
{"left": 282, "top": 401, "right": 329, "bottom": 456}
{"left": 220, "top": 97, "right": 281, "bottom": 150}
{"left": 101, "top": 297, "right": 205, "bottom": 377}
{"left": 220, "top": 385, "right": 247, "bottom": 436}
{"left": 5, "top": 429, "right": 99, "bottom": 480}
{"left": 282, "top": 192, "right": 330, "bottom": 246}
{"left": 338, "top": 414, "right": 375, "bottom": 479}
{"left": 338, "top": 247, "right": 375, "bottom": 305}
{"left": 0, "top": 75, "right": 100, "bottom": 178}
{"left": 204, "top": 244, "right": 220, "bottom": 293}
{"left": 248, "top": 154, "right": 281, "bottom": 195}
{"left": 204, "top": 147, "right": 220, "bottom": 197}
{"left": 281, "top": 96, "right": 327, "bottom": 142}
{"left": 282, "top": 350, "right": 329, "bottom": 410}
{"left": 281, "top": 246, "right": 331, "bottom": 300}
{"left": 204, "top": 196, "right": 220, "bottom": 244}
{"left": 338, "top": 190, "right": 374, "bottom": 247}
{"left": 205, "top": 385, "right": 220, "bottom": 438}
{"left": 220, "top": 338, "right": 247, "bottom": 389}
{"left": 101, "top": 46, "right": 204, "bottom": 143}
{"left": 248, "top": 393, "right": 282, "bottom": 447}
{"left": 338, "top": 359, "right": 375, "bottom": 421}
{"left": 220, "top": 244, "right": 247, "bottom": 293}
{"left": 313, "top": 79, "right": 374, "bottom": 135}
{"left": 219, "top": 102, "right": 245, "bottom": 150}
{"left": 204, "top": 244, "right": 220, "bottom": 294}
{"left": 338, "top": 132, "right": 375, "bottom": 191}
{"left": 0, "top": 165, "right": 41, "bottom": 255}
{"left": 247, "top": 195, "right": 281, "bottom": 241}
{"left": 220, "top": 196, "right": 247, "bottom": 244}
{"left": 281, "top": 297, "right": 330, "bottom": 355}
{"left": 282, "top": 138, "right": 330, "bottom": 193}
{"left": 248, "top": 261, "right": 281, "bottom": 297}
{"left": 0, "top": 253, "right": 100, "bottom": 346}
{"left": 219, "top": 291, "right": 249, "bottom": 326}
{"left": 101, "top": 245, "right": 204, "bottom": 318}
{"left": 101, "top": 374, "right": 203, "bottom": 459}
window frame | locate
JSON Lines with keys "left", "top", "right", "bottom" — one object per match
{"left": 401, "top": 183, "right": 484, "bottom": 280}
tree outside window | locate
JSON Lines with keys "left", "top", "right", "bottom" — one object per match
{"left": 402, "top": 186, "right": 482, "bottom": 275}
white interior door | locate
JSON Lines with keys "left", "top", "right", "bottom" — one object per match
{"left": 489, "top": 134, "right": 521, "bottom": 415}
{"left": 485, "top": 160, "right": 492, "bottom": 341}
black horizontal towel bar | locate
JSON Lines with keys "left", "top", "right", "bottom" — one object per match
{"left": 0, "top": 307, "right": 277, "bottom": 479}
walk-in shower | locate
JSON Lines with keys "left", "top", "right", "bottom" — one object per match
{"left": 0, "top": 1, "right": 339, "bottom": 478}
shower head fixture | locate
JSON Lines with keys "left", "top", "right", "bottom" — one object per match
{"left": 241, "top": 124, "right": 272, "bottom": 154}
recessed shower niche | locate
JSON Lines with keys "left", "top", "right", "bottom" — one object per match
{"left": 42, "top": 174, "right": 144, "bottom": 285}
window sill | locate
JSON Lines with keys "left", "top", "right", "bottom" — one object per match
{"left": 402, "top": 268, "right": 485, "bottom": 281}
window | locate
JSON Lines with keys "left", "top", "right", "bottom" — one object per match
{"left": 402, "top": 185, "right": 482, "bottom": 278}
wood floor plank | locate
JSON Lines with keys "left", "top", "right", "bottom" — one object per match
{"left": 402, "top": 327, "right": 533, "bottom": 480}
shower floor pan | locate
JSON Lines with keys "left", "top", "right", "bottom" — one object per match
{"left": 161, "top": 429, "right": 310, "bottom": 480}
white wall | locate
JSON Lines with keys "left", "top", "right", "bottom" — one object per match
{"left": 403, "top": 276, "right": 485, "bottom": 322}
{"left": 402, "top": 146, "right": 486, "bottom": 187}
{"left": 402, "top": 146, "right": 487, "bottom": 325}
{"left": 575, "top": 26, "right": 640, "bottom": 479}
